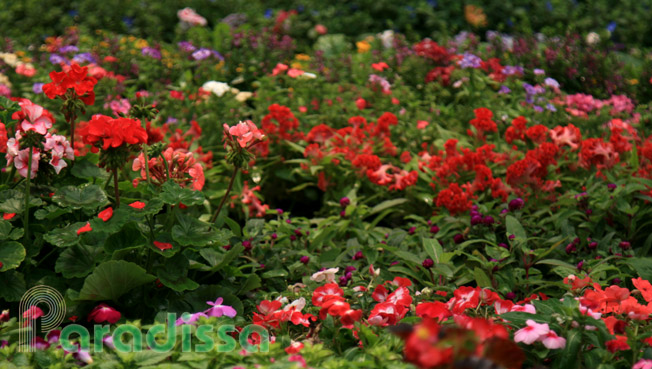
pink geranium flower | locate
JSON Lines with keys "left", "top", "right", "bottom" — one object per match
{"left": 23, "top": 306, "right": 44, "bottom": 320}
{"left": 224, "top": 120, "right": 265, "bottom": 148}
{"left": 14, "top": 148, "right": 40, "bottom": 179}
{"left": 514, "top": 319, "right": 549, "bottom": 344}
{"left": 633, "top": 359, "right": 652, "bottom": 369}
{"left": 204, "top": 297, "right": 237, "bottom": 318}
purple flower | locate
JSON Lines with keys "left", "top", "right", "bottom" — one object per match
{"left": 457, "top": 52, "right": 482, "bottom": 69}
{"left": 73, "top": 52, "right": 97, "bottom": 64}
{"left": 422, "top": 258, "right": 434, "bottom": 268}
{"left": 166, "top": 117, "right": 178, "bottom": 124}
{"left": 533, "top": 68, "right": 545, "bottom": 75}
{"left": 430, "top": 225, "right": 439, "bottom": 234}
{"left": 340, "top": 197, "right": 350, "bottom": 207}
{"left": 59, "top": 45, "right": 79, "bottom": 53}
{"left": 503, "top": 65, "right": 523, "bottom": 76}
{"left": 178, "top": 41, "right": 197, "bottom": 53}
{"left": 498, "top": 85, "right": 511, "bottom": 94}
{"left": 141, "top": 47, "right": 161, "bottom": 59}
{"left": 204, "top": 297, "right": 237, "bottom": 318}
{"left": 300, "top": 256, "right": 310, "bottom": 264}
{"left": 453, "top": 233, "right": 465, "bottom": 244}
{"left": 32, "top": 83, "right": 44, "bottom": 94}
{"left": 49, "top": 54, "right": 67, "bottom": 65}
{"left": 192, "top": 48, "right": 213, "bottom": 60}
{"left": 546, "top": 103, "right": 557, "bottom": 112}
{"left": 509, "top": 198, "right": 525, "bottom": 211}
{"left": 544, "top": 77, "right": 559, "bottom": 89}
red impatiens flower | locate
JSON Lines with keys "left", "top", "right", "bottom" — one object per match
{"left": 129, "top": 201, "right": 146, "bottom": 209}
{"left": 285, "top": 341, "right": 304, "bottom": 354}
{"left": 23, "top": 306, "right": 44, "bottom": 320}
{"left": 415, "top": 302, "right": 452, "bottom": 322}
{"left": 153, "top": 241, "right": 173, "bottom": 251}
{"left": 97, "top": 207, "right": 113, "bottom": 222}
{"left": 77, "top": 222, "right": 92, "bottom": 235}
{"left": 87, "top": 303, "right": 121, "bottom": 324}
{"left": 42, "top": 63, "right": 97, "bottom": 105}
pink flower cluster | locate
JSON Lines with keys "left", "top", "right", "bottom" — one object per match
{"left": 177, "top": 8, "right": 207, "bottom": 27}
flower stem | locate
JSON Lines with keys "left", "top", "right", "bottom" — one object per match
{"left": 113, "top": 168, "right": 120, "bottom": 207}
{"left": 210, "top": 166, "right": 238, "bottom": 224}
{"left": 23, "top": 147, "right": 33, "bottom": 247}
{"left": 143, "top": 146, "right": 152, "bottom": 184}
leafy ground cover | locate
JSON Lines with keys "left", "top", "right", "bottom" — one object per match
{"left": 0, "top": 2, "right": 652, "bottom": 369}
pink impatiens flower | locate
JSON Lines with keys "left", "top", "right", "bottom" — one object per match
{"left": 514, "top": 319, "right": 550, "bottom": 345}
{"left": 175, "top": 312, "right": 208, "bottom": 326}
{"left": 204, "top": 297, "right": 237, "bottom": 318}
{"left": 541, "top": 331, "right": 567, "bottom": 349}
{"left": 633, "top": 359, "right": 652, "bottom": 369}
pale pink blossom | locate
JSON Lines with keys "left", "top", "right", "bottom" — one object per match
{"left": 224, "top": 120, "right": 264, "bottom": 148}
{"left": 14, "top": 148, "right": 40, "bottom": 179}
{"left": 514, "top": 319, "right": 550, "bottom": 345}
{"left": 511, "top": 304, "right": 536, "bottom": 314}
{"left": 540, "top": 331, "right": 566, "bottom": 349}
{"left": 633, "top": 359, "right": 652, "bottom": 369}
{"left": 204, "top": 297, "right": 237, "bottom": 318}
{"left": 287, "top": 68, "right": 305, "bottom": 78}
{"left": 177, "top": 8, "right": 207, "bottom": 26}
{"left": 17, "top": 100, "right": 53, "bottom": 134}
{"left": 310, "top": 267, "right": 339, "bottom": 283}
{"left": 417, "top": 120, "right": 429, "bottom": 129}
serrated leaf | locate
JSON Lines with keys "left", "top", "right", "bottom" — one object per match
{"left": 53, "top": 184, "right": 108, "bottom": 210}
{"left": 44, "top": 222, "right": 86, "bottom": 247}
{"left": 55, "top": 245, "right": 99, "bottom": 278}
{"left": 0, "top": 241, "right": 25, "bottom": 271}
{"left": 157, "top": 255, "right": 199, "bottom": 292}
{"left": 159, "top": 181, "right": 205, "bottom": 206}
{"left": 104, "top": 222, "right": 146, "bottom": 254}
{"left": 239, "top": 274, "right": 261, "bottom": 294}
{"left": 78, "top": 260, "right": 156, "bottom": 301}
{"left": 0, "top": 271, "right": 26, "bottom": 301}
{"left": 172, "top": 213, "right": 229, "bottom": 247}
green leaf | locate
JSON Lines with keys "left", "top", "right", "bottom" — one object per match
{"left": 78, "top": 260, "right": 156, "bottom": 301}
{"left": 157, "top": 255, "right": 199, "bottom": 292}
{"left": 368, "top": 198, "right": 407, "bottom": 216}
{"left": 505, "top": 215, "right": 527, "bottom": 243}
{"left": 473, "top": 267, "right": 492, "bottom": 288}
{"left": 71, "top": 158, "right": 109, "bottom": 180}
{"left": 159, "top": 181, "right": 205, "bottom": 206}
{"left": 34, "top": 205, "right": 73, "bottom": 221}
{"left": 536, "top": 259, "right": 577, "bottom": 270}
{"left": 624, "top": 258, "right": 652, "bottom": 280}
{"left": 53, "top": 184, "right": 109, "bottom": 210}
{"left": 44, "top": 222, "right": 86, "bottom": 247}
{"left": 423, "top": 238, "right": 443, "bottom": 263}
{"left": 89, "top": 206, "right": 132, "bottom": 234}
{"left": 0, "top": 271, "right": 26, "bottom": 301}
{"left": 261, "top": 269, "right": 288, "bottom": 278}
{"left": 132, "top": 351, "right": 171, "bottom": 366}
{"left": 55, "top": 245, "right": 99, "bottom": 278}
{"left": 554, "top": 329, "right": 582, "bottom": 369}
{"left": 213, "top": 244, "right": 244, "bottom": 271}
{"left": 172, "top": 213, "right": 230, "bottom": 247}
{"left": 243, "top": 219, "right": 265, "bottom": 237}
{"left": 238, "top": 274, "right": 261, "bottom": 294}
{"left": 104, "top": 222, "right": 147, "bottom": 254}
{"left": 0, "top": 241, "right": 25, "bottom": 271}
{"left": 0, "top": 220, "right": 23, "bottom": 240}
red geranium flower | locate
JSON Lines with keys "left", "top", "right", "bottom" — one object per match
{"left": 77, "top": 222, "right": 92, "bottom": 235}
{"left": 43, "top": 63, "right": 97, "bottom": 105}
{"left": 153, "top": 241, "right": 173, "bottom": 251}
{"left": 97, "top": 207, "right": 113, "bottom": 222}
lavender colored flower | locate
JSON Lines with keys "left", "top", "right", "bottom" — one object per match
{"left": 369, "top": 74, "right": 391, "bottom": 93}
{"left": 166, "top": 117, "right": 178, "bottom": 124}
{"left": 73, "top": 52, "right": 96, "bottom": 64}
{"left": 533, "top": 68, "right": 545, "bottom": 75}
{"left": 32, "top": 83, "right": 44, "bottom": 94}
{"left": 503, "top": 65, "right": 523, "bottom": 76}
{"left": 544, "top": 77, "right": 560, "bottom": 89}
{"left": 546, "top": 103, "right": 557, "bottom": 112}
{"left": 178, "top": 41, "right": 197, "bottom": 53}
{"left": 141, "top": 47, "right": 161, "bottom": 59}
{"left": 498, "top": 85, "right": 511, "bottom": 94}
{"left": 192, "top": 48, "right": 213, "bottom": 60}
{"left": 59, "top": 45, "right": 79, "bottom": 53}
{"left": 457, "top": 52, "right": 482, "bottom": 69}
{"left": 533, "top": 105, "right": 544, "bottom": 113}
{"left": 49, "top": 54, "right": 67, "bottom": 65}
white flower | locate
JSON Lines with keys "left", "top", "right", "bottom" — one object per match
{"left": 586, "top": 32, "right": 600, "bottom": 45}
{"left": 235, "top": 91, "right": 253, "bottom": 102}
{"left": 310, "top": 267, "right": 339, "bottom": 283}
{"left": 202, "top": 81, "right": 231, "bottom": 97}
{"left": 299, "top": 72, "right": 317, "bottom": 79}
{"left": 377, "top": 30, "right": 395, "bottom": 49}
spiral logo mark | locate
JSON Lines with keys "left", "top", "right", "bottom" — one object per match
{"left": 19, "top": 285, "right": 66, "bottom": 352}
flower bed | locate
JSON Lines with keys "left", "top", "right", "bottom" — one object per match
{"left": 0, "top": 3, "right": 651, "bottom": 369}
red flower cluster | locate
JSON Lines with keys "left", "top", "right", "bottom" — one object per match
{"left": 261, "top": 104, "right": 303, "bottom": 145}
{"left": 42, "top": 63, "right": 97, "bottom": 105}
{"left": 469, "top": 107, "right": 497, "bottom": 138}
{"left": 252, "top": 299, "right": 316, "bottom": 329}
{"left": 78, "top": 115, "right": 147, "bottom": 152}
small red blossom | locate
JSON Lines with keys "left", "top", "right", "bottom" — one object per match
{"left": 153, "top": 241, "right": 173, "bottom": 251}
{"left": 77, "top": 222, "right": 92, "bottom": 235}
{"left": 129, "top": 201, "right": 146, "bottom": 209}
{"left": 97, "top": 207, "right": 113, "bottom": 222}
{"left": 87, "top": 304, "right": 121, "bottom": 324}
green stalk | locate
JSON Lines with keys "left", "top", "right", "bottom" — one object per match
{"left": 23, "top": 147, "right": 33, "bottom": 247}
{"left": 113, "top": 168, "right": 120, "bottom": 207}
{"left": 210, "top": 166, "right": 239, "bottom": 224}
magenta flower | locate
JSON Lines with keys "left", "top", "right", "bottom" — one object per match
{"left": 204, "top": 297, "right": 237, "bottom": 318}
{"left": 175, "top": 312, "right": 208, "bottom": 326}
